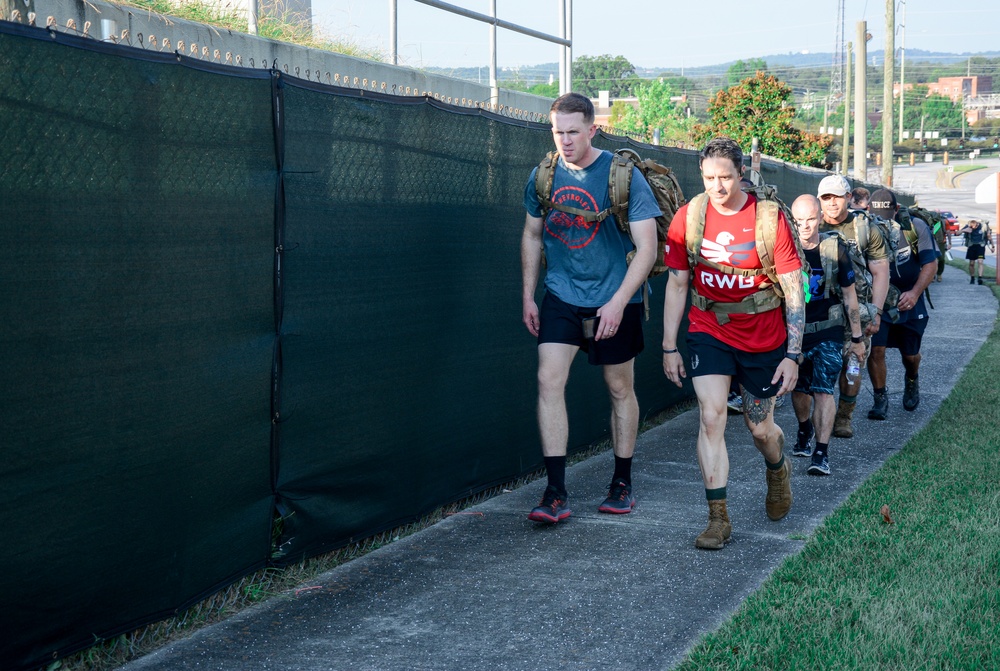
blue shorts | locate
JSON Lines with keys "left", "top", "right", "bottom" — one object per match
{"left": 685, "top": 331, "right": 784, "bottom": 399}
{"left": 794, "top": 338, "right": 843, "bottom": 395}
{"left": 537, "top": 292, "right": 644, "bottom": 365}
{"left": 871, "top": 317, "right": 926, "bottom": 356}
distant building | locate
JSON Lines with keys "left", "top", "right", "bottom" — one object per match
{"left": 893, "top": 75, "right": 993, "bottom": 103}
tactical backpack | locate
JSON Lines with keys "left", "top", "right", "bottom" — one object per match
{"left": 804, "top": 233, "right": 875, "bottom": 334}
{"left": 534, "top": 147, "right": 686, "bottom": 280}
{"left": 682, "top": 184, "right": 808, "bottom": 325}
{"left": 825, "top": 210, "right": 907, "bottom": 323}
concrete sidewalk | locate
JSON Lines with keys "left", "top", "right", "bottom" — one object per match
{"left": 120, "top": 269, "right": 996, "bottom": 671}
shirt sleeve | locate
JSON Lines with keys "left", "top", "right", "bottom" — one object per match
{"left": 523, "top": 167, "right": 543, "bottom": 218}
{"left": 626, "top": 165, "right": 664, "bottom": 223}
{"left": 865, "top": 218, "right": 890, "bottom": 261}
{"left": 664, "top": 203, "right": 690, "bottom": 270}
{"left": 773, "top": 209, "right": 802, "bottom": 274}
{"left": 914, "top": 217, "right": 937, "bottom": 266}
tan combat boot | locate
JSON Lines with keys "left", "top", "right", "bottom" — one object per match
{"left": 765, "top": 459, "right": 793, "bottom": 520}
{"left": 695, "top": 499, "right": 732, "bottom": 550}
{"left": 832, "top": 399, "right": 855, "bottom": 438}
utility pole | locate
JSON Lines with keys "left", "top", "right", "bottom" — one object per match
{"left": 898, "top": 0, "right": 906, "bottom": 142}
{"left": 842, "top": 42, "right": 852, "bottom": 176}
{"left": 854, "top": 22, "right": 869, "bottom": 182}
{"left": 882, "top": 0, "right": 895, "bottom": 186}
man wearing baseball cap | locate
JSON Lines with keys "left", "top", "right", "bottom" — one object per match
{"left": 866, "top": 188, "right": 937, "bottom": 416}
{"left": 816, "top": 175, "right": 891, "bottom": 438}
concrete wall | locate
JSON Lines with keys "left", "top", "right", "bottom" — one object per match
{"left": 28, "top": 0, "right": 553, "bottom": 121}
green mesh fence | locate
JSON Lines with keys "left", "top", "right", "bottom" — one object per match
{"left": 0, "top": 20, "right": 891, "bottom": 671}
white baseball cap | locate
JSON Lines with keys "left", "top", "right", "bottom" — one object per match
{"left": 817, "top": 174, "right": 851, "bottom": 197}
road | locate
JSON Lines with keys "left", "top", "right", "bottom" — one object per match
{"left": 888, "top": 158, "right": 998, "bottom": 270}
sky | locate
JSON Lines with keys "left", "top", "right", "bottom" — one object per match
{"left": 308, "top": 1, "right": 1000, "bottom": 72}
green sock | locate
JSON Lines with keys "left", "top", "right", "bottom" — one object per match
{"left": 766, "top": 455, "right": 785, "bottom": 471}
{"left": 706, "top": 486, "right": 727, "bottom": 501}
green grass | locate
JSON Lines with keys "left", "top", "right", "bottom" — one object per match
{"left": 948, "top": 164, "right": 988, "bottom": 173}
{"left": 674, "top": 276, "right": 1000, "bottom": 671}
{"left": 118, "top": 0, "right": 386, "bottom": 60}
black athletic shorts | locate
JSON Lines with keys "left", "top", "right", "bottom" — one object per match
{"left": 685, "top": 331, "right": 785, "bottom": 399}
{"left": 871, "top": 316, "right": 926, "bottom": 356}
{"left": 537, "top": 292, "right": 644, "bottom": 366}
{"left": 966, "top": 244, "right": 986, "bottom": 260}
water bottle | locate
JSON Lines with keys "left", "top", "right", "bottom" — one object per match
{"left": 846, "top": 352, "right": 861, "bottom": 384}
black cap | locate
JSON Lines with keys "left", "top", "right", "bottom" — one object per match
{"left": 868, "top": 189, "right": 898, "bottom": 219}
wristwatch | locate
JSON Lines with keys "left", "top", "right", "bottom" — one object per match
{"left": 784, "top": 352, "right": 803, "bottom": 365}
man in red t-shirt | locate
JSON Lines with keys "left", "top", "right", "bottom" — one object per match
{"left": 661, "top": 137, "right": 805, "bottom": 550}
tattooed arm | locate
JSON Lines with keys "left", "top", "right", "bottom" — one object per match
{"left": 773, "top": 269, "right": 805, "bottom": 395}
{"left": 840, "top": 283, "right": 867, "bottom": 364}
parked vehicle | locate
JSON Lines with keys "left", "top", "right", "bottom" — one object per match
{"left": 938, "top": 210, "right": 959, "bottom": 234}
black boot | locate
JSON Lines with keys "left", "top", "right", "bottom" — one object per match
{"left": 903, "top": 377, "right": 920, "bottom": 411}
{"left": 868, "top": 388, "right": 888, "bottom": 420}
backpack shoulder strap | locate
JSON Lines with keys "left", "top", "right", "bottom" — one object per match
{"left": 754, "top": 197, "right": 781, "bottom": 288}
{"left": 685, "top": 192, "right": 710, "bottom": 268}
{"left": 608, "top": 149, "right": 636, "bottom": 230}
{"left": 853, "top": 211, "right": 870, "bottom": 252}
{"left": 534, "top": 151, "right": 559, "bottom": 218}
{"left": 819, "top": 235, "right": 840, "bottom": 299}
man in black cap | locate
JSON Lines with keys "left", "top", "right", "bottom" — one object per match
{"left": 866, "top": 188, "right": 938, "bottom": 417}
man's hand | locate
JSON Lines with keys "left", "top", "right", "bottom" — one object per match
{"left": 864, "top": 313, "right": 882, "bottom": 336}
{"left": 845, "top": 340, "right": 867, "bottom": 364}
{"left": 771, "top": 357, "right": 798, "bottom": 397}
{"left": 595, "top": 297, "right": 626, "bottom": 340}
{"left": 662, "top": 351, "right": 686, "bottom": 388}
{"left": 523, "top": 300, "right": 540, "bottom": 337}
{"left": 897, "top": 289, "right": 920, "bottom": 313}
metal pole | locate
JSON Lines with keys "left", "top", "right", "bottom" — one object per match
{"left": 842, "top": 42, "right": 852, "bottom": 175}
{"left": 247, "top": 0, "right": 258, "bottom": 35}
{"left": 489, "top": 0, "right": 498, "bottom": 106}
{"left": 558, "top": 0, "right": 567, "bottom": 95}
{"left": 898, "top": 0, "right": 905, "bottom": 142}
{"left": 882, "top": 0, "right": 895, "bottom": 186}
{"left": 566, "top": 0, "right": 573, "bottom": 93}
{"left": 389, "top": 0, "right": 397, "bottom": 65}
{"left": 854, "top": 21, "right": 868, "bottom": 182}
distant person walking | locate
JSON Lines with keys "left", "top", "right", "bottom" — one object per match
{"left": 866, "top": 189, "right": 937, "bottom": 417}
{"left": 661, "top": 137, "right": 803, "bottom": 550}
{"left": 520, "top": 92, "right": 661, "bottom": 523}
{"left": 958, "top": 219, "right": 995, "bottom": 285}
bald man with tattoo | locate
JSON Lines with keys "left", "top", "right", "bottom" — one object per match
{"left": 662, "top": 137, "right": 804, "bottom": 550}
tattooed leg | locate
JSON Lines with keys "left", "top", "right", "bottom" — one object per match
{"left": 742, "top": 389, "right": 774, "bottom": 426}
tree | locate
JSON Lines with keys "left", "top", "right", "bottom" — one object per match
{"left": 612, "top": 78, "right": 694, "bottom": 145}
{"left": 573, "top": 54, "right": 638, "bottom": 98}
{"left": 727, "top": 58, "right": 767, "bottom": 87}
{"left": 695, "top": 72, "right": 833, "bottom": 168}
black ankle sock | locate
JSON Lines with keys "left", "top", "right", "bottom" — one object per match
{"left": 613, "top": 455, "right": 633, "bottom": 484}
{"left": 544, "top": 456, "right": 567, "bottom": 495}
{"left": 874, "top": 386, "right": 887, "bottom": 394}
{"left": 798, "top": 420, "right": 813, "bottom": 435}
{"left": 706, "top": 486, "right": 727, "bottom": 501}
{"left": 766, "top": 455, "right": 785, "bottom": 470}
{"left": 813, "top": 442, "right": 829, "bottom": 458}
